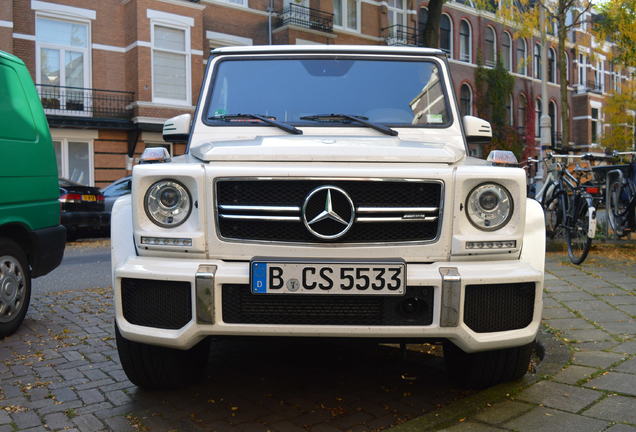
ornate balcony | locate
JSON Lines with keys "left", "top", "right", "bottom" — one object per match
{"left": 382, "top": 24, "right": 419, "bottom": 47}
{"left": 277, "top": 3, "right": 333, "bottom": 33}
{"left": 35, "top": 84, "right": 134, "bottom": 128}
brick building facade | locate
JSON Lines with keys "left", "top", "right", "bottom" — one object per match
{"left": 0, "top": 0, "right": 625, "bottom": 186}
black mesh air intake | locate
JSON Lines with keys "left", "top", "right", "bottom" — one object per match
{"left": 222, "top": 284, "right": 434, "bottom": 326}
{"left": 121, "top": 278, "right": 192, "bottom": 329}
{"left": 463, "top": 283, "right": 536, "bottom": 333}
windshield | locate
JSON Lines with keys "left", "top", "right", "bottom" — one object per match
{"left": 205, "top": 57, "right": 451, "bottom": 127}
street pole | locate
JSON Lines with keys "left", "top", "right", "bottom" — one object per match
{"left": 535, "top": 5, "right": 552, "bottom": 190}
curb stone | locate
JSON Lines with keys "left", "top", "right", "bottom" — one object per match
{"left": 383, "top": 327, "right": 570, "bottom": 432}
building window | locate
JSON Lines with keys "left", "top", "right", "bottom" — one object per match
{"left": 460, "top": 84, "right": 472, "bottom": 116}
{"left": 506, "top": 94, "right": 513, "bottom": 126}
{"left": 484, "top": 26, "right": 496, "bottom": 67}
{"left": 549, "top": 100, "right": 557, "bottom": 145}
{"left": 502, "top": 32, "right": 512, "bottom": 71}
{"left": 516, "top": 38, "right": 527, "bottom": 75}
{"left": 578, "top": 54, "right": 586, "bottom": 87}
{"left": 535, "top": 98, "right": 542, "bottom": 137}
{"left": 591, "top": 108, "right": 600, "bottom": 143}
{"left": 222, "top": 0, "right": 247, "bottom": 5}
{"left": 334, "top": 0, "right": 360, "bottom": 31}
{"left": 440, "top": 14, "right": 452, "bottom": 56}
{"left": 152, "top": 23, "right": 190, "bottom": 105}
{"left": 548, "top": 48, "right": 556, "bottom": 83}
{"left": 459, "top": 20, "right": 471, "bottom": 63}
{"left": 564, "top": 51, "right": 569, "bottom": 84}
{"left": 518, "top": 94, "right": 527, "bottom": 131}
{"left": 387, "top": 0, "right": 407, "bottom": 27}
{"left": 53, "top": 139, "right": 93, "bottom": 186}
{"left": 36, "top": 17, "right": 90, "bottom": 112}
{"left": 534, "top": 43, "right": 541, "bottom": 79}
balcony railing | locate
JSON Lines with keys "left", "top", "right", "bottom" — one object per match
{"left": 382, "top": 24, "right": 419, "bottom": 46}
{"left": 278, "top": 3, "right": 333, "bottom": 33}
{"left": 35, "top": 84, "right": 134, "bottom": 119}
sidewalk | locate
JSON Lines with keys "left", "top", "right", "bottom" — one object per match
{"left": 391, "top": 252, "right": 636, "bottom": 432}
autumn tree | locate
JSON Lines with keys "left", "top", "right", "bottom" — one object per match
{"left": 421, "top": 0, "right": 447, "bottom": 47}
{"left": 601, "top": 80, "right": 636, "bottom": 151}
{"left": 595, "top": 0, "right": 636, "bottom": 69}
{"left": 493, "top": 0, "right": 593, "bottom": 149}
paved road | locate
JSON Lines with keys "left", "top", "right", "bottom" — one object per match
{"left": 32, "top": 241, "right": 111, "bottom": 293}
{"left": 2, "top": 242, "right": 471, "bottom": 431}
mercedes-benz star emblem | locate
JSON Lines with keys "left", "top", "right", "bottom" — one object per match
{"left": 302, "top": 186, "right": 355, "bottom": 240}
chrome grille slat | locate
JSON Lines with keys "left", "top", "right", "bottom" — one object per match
{"left": 219, "top": 214, "right": 301, "bottom": 222}
{"left": 356, "top": 206, "right": 438, "bottom": 213}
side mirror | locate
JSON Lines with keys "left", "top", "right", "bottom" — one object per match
{"left": 463, "top": 115, "right": 492, "bottom": 144}
{"left": 163, "top": 114, "right": 191, "bottom": 143}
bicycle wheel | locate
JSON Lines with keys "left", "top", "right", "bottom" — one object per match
{"left": 606, "top": 179, "right": 629, "bottom": 237}
{"left": 566, "top": 196, "right": 593, "bottom": 265}
{"left": 543, "top": 194, "right": 562, "bottom": 238}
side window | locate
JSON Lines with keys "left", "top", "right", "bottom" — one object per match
{"left": 0, "top": 64, "right": 37, "bottom": 143}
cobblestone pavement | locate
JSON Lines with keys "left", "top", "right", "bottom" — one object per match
{"left": 438, "top": 253, "right": 636, "bottom": 432}
{"left": 1, "top": 288, "right": 472, "bottom": 431}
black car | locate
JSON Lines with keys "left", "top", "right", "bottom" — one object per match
{"left": 59, "top": 179, "right": 108, "bottom": 240}
{"left": 101, "top": 176, "right": 132, "bottom": 214}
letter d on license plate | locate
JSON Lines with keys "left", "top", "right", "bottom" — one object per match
{"left": 250, "top": 260, "right": 405, "bottom": 295}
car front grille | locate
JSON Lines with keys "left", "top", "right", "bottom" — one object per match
{"left": 463, "top": 283, "right": 536, "bottom": 333}
{"left": 222, "top": 284, "right": 434, "bottom": 326}
{"left": 121, "top": 278, "right": 192, "bottom": 330}
{"left": 215, "top": 179, "right": 442, "bottom": 243}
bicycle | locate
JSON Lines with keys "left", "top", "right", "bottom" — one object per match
{"left": 604, "top": 151, "right": 636, "bottom": 237}
{"left": 547, "top": 153, "right": 599, "bottom": 265}
{"left": 526, "top": 156, "right": 564, "bottom": 238}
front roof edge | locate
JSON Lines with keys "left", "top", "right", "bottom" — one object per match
{"left": 210, "top": 45, "right": 446, "bottom": 57}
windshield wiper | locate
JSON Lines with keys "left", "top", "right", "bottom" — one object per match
{"left": 299, "top": 113, "right": 398, "bottom": 136}
{"left": 208, "top": 113, "right": 302, "bottom": 135}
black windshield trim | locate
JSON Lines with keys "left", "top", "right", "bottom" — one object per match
{"left": 207, "top": 113, "right": 303, "bottom": 135}
{"left": 299, "top": 114, "right": 398, "bottom": 136}
{"left": 201, "top": 54, "right": 454, "bottom": 130}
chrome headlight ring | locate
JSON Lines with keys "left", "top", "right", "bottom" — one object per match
{"left": 144, "top": 179, "right": 192, "bottom": 228}
{"left": 465, "top": 182, "right": 513, "bottom": 231}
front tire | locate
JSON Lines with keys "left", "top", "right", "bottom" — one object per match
{"left": 444, "top": 341, "right": 534, "bottom": 389}
{"left": 566, "top": 197, "right": 593, "bottom": 265}
{"left": 115, "top": 324, "right": 210, "bottom": 389}
{"left": 0, "top": 238, "right": 32, "bottom": 338}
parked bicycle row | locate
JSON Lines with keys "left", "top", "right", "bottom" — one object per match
{"left": 524, "top": 150, "right": 636, "bottom": 265}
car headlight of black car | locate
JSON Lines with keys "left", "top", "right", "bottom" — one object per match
{"left": 144, "top": 179, "right": 192, "bottom": 228}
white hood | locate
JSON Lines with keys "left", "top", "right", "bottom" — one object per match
{"left": 190, "top": 135, "right": 465, "bottom": 164}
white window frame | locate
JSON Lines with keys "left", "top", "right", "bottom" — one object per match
{"left": 507, "top": 94, "right": 514, "bottom": 126}
{"left": 516, "top": 38, "right": 527, "bottom": 76}
{"left": 150, "top": 17, "right": 192, "bottom": 106}
{"left": 547, "top": 47, "right": 556, "bottom": 83}
{"left": 535, "top": 97, "right": 542, "bottom": 137}
{"left": 484, "top": 25, "right": 497, "bottom": 68}
{"left": 52, "top": 136, "right": 95, "bottom": 186}
{"left": 439, "top": 13, "right": 453, "bottom": 57}
{"left": 386, "top": 0, "right": 408, "bottom": 27}
{"left": 218, "top": 0, "right": 248, "bottom": 6}
{"left": 590, "top": 101, "right": 602, "bottom": 145}
{"left": 459, "top": 19, "right": 472, "bottom": 63}
{"left": 502, "top": 31, "right": 512, "bottom": 72}
{"left": 534, "top": 43, "right": 541, "bottom": 79}
{"left": 35, "top": 14, "right": 92, "bottom": 116}
{"left": 460, "top": 83, "right": 473, "bottom": 116}
{"left": 333, "top": 0, "right": 361, "bottom": 32}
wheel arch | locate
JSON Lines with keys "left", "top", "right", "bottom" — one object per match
{"left": 0, "top": 223, "right": 34, "bottom": 272}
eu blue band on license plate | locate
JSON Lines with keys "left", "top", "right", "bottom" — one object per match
{"left": 251, "top": 262, "right": 267, "bottom": 293}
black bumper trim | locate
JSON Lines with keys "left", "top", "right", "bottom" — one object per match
{"left": 30, "top": 225, "right": 66, "bottom": 278}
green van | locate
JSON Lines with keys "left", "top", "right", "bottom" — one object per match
{"left": 0, "top": 50, "right": 65, "bottom": 338}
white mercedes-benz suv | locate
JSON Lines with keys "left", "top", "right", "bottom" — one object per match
{"left": 111, "top": 45, "right": 545, "bottom": 390}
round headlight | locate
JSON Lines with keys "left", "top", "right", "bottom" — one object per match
{"left": 466, "top": 183, "right": 513, "bottom": 231}
{"left": 144, "top": 179, "right": 192, "bottom": 228}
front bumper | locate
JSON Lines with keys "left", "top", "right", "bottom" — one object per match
{"left": 114, "top": 256, "right": 543, "bottom": 353}
{"left": 61, "top": 211, "right": 109, "bottom": 231}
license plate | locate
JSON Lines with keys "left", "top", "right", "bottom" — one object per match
{"left": 250, "top": 261, "right": 405, "bottom": 295}
{"left": 82, "top": 194, "right": 96, "bottom": 202}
